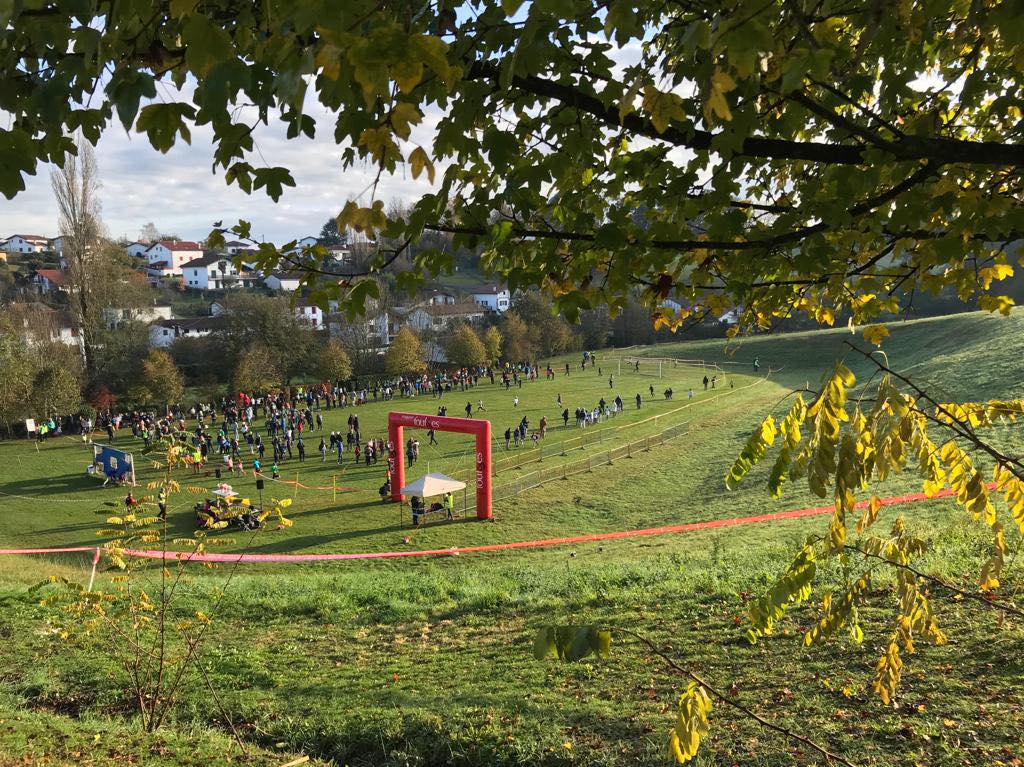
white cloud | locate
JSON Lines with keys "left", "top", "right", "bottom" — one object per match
{"left": 1, "top": 95, "right": 439, "bottom": 244}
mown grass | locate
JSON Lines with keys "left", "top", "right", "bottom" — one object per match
{"left": 1, "top": 310, "right": 1024, "bottom": 766}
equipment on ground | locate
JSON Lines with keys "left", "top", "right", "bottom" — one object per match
{"left": 195, "top": 485, "right": 266, "bottom": 530}
{"left": 91, "top": 444, "right": 137, "bottom": 486}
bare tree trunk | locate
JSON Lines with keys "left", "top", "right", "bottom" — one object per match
{"left": 51, "top": 139, "right": 102, "bottom": 378}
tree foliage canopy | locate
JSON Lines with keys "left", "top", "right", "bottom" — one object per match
{"left": 445, "top": 324, "right": 487, "bottom": 367}
{"left": 482, "top": 325, "right": 503, "bottom": 365}
{"left": 318, "top": 340, "right": 353, "bottom": 382}
{"left": 6, "top": 0, "right": 1024, "bottom": 331}
{"left": 137, "top": 349, "right": 185, "bottom": 407}
{"left": 385, "top": 327, "right": 426, "bottom": 375}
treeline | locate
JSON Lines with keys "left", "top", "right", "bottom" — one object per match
{"left": 0, "top": 283, "right": 731, "bottom": 434}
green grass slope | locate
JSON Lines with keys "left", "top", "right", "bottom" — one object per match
{"left": 1, "top": 311, "right": 1023, "bottom": 766}
{"left": 631, "top": 308, "right": 1024, "bottom": 400}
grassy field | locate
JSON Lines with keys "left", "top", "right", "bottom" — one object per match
{"left": 1, "top": 311, "right": 1023, "bottom": 766}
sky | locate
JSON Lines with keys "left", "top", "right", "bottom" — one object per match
{"left": 0, "top": 94, "right": 441, "bottom": 245}
{"left": 1, "top": 30, "right": 644, "bottom": 246}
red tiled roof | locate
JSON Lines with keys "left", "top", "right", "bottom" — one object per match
{"left": 34, "top": 268, "right": 66, "bottom": 285}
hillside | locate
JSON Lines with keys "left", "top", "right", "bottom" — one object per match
{"left": 630, "top": 308, "right": 1024, "bottom": 401}
{"left": 0, "top": 318, "right": 1022, "bottom": 767}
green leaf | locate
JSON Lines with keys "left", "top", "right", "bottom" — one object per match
{"left": 107, "top": 69, "right": 156, "bottom": 130}
{"left": 252, "top": 166, "right": 296, "bottom": 201}
{"left": 135, "top": 104, "right": 195, "bottom": 153}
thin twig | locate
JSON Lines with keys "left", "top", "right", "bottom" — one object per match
{"left": 843, "top": 341, "right": 1024, "bottom": 479}
{"left": 844, "top": 544, "right": 1024, "bottom": 619}
{"left": 620, "top": 629, "right": 858, "bottom": 767}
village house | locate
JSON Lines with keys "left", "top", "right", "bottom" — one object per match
{"left": 144, "top": 240, "right": 203, "bottom": 276}
{"left": 32, "top": 268, "right": 68, "bottom": 294}
{"left": 48, "top": 235, "right": 68, "bottom": 256}
{"left": 294, "top": 297, "right": 325, "bottom": 328}
{"left": 181, "top": 254, "right": 256, "bottom": 291}
{"left": 263, "top": 271, "right": 303, "bottom": 292}
{"left": 102, "top": 304, "right": 173, "bottom": 330}
{"left": 3, "top": 234, "right": 51, "bottom": 255}
{"left": 469, "top": 285, "right": 511, "bottom": 313}
{"left": 223, "top": 240, "right": 252, "bottom": 256}
{"left": 126, "top": 241, "right": 151, "bottom": 258}
{"left": 404, "top": 302, "right": 486, "bottom": 332}
{"left": 149, "top": 316, "right": 227, "bottom": 347}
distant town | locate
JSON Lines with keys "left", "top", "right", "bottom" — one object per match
{"left": 1, "top": 231, "right": 513, "bottom": 360}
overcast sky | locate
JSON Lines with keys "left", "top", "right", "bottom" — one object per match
{"left": 1, "top": 95, "right": 441, "bottom": 245}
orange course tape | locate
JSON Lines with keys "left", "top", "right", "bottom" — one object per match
{"left": 0, "top": 484, "right": 981, "bottom": 563}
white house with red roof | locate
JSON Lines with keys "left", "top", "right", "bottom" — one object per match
{"left": 145, "top": 240, "right": 203, "bottom": 276}
{"left": 32, "top": 268, "right": 68, "bottom": 294}
{"left": 3, "top": 234, "right": 51, "bottom": 255}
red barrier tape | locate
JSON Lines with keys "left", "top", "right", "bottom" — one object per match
{"left": 0, "top": 484, "right": 980, "bottom": 563}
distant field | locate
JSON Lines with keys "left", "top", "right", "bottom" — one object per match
{"left": 0, "top": 358, "right": 776, "bottom": 556}
{"left": 1, "top": 312, "right": 1023, "bottom": 767}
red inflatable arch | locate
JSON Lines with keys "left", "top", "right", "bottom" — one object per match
{"left": 387, "top": 411, "right": 493, "bottom": 520}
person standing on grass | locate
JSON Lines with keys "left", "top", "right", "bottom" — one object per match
{"left": 703, "top": 375, "right": 709, "bottom": 390}
{"left": 562, "top": 408, "right": 569, "bottom": 427}
{"left": 319, "top": 437, "right": 327, "bottom": 462}
{"left": 557, "top": 393, "right": 562, "bottom": 408}
{"left": 477, "top": 400, "right": 487, "bottom": 412}
{"left": 711, "top": 376, "right": 717, "bottom": 389}
{"left": 649, "top": 384, "right": 654, "bottom": 397}
{"left": 539, "top": 416, "right": 547, "bottom": 438}
{"left": 608, "top": 375, "right": 613, "bottom": 388}
{"left": 316, "top": 412, "right": 323, "bottom": 431}
{"left": 754, "top": 357, "right": 760, "bottom": 372}
{"left": 465, "top": 401, "right": 473, "bottom": 418}
{"left": 636, "top": 393, "right": 642, "bottom": 409}
{"left": 428, "top": 428, "right": 438, "bottom": 446}
{"left": 634, "top": 360, "right": 639, "bottom": 372}
{"left": 504, "top": 427, "right": 512, "bottom": 450}
{"left": 513, "top": 396, "right": 519, "bottom": 408}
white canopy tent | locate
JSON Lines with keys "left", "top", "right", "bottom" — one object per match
{"left": 398, "top": 472, "right": 467, "bottom": 527}
{"left": 400, "top": 472, "right": 466, "bottom": 497}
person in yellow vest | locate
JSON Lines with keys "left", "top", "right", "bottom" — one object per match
{"left": 443, "top": 492, "right": 454, "bottom": 520}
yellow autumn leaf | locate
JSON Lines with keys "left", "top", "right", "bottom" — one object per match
{"left": 979, "top": 294, "right": 1015, "bottom": 316}
{"left": 863, "top": 324, "right": 889, "bottom": 346}
{"left": 409, "top": 146, "right": 435, "bottom": 183}
{"left": 642, "top": 87, "right": 685, "bottom": 133}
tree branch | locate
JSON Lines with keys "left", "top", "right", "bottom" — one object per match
{"left": 464, "top": 60, "right": 1024, "bottom": 167}
{"left": 844, "top": 544, "right": 1024, "bottom": 620}
{"left": 620, "top": 629, "right": 858, "bottom": 767}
